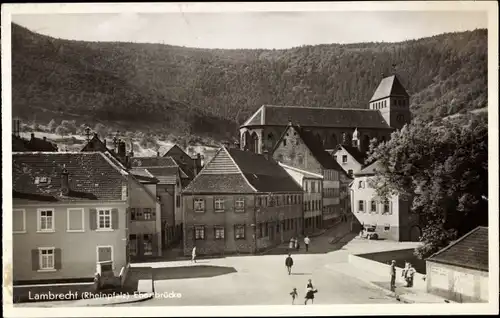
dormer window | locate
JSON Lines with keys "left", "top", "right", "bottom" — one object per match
{"left": 358, "top": 181, "right": 364, "bottom": 189}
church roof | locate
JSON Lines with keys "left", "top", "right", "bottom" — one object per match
{"left": 369, "top": 75, "right": 409, "bottom": 102}
{"left": 241, "top": 105, "right": 391, "bottom": 129}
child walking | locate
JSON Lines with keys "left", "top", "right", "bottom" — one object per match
{"left": 290, "top": 288, "right": 298, "bottom": 304}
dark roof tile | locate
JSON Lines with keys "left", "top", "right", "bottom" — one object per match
{"left": 370, "top": 75, "right": 409, "bottom": 102}
{"left": 182, "top": 174, "right": 254, "bottom": 194}
{"left": 242, "top": 105, "right": 391, "bottom": 129}
{"left": 13, "top": 152, "right": 127, "bottom": 202}
{"left": 427, "top": 227, "right": 488, "bottom": 271}
{"left": 130, "top": 156, "right": 178, "bottom": 168}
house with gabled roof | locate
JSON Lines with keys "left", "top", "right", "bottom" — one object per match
{"left": 332, "top": 128, "right": 370, "bottom": 177}
{"left": 12, "top": 152, "right": 131, "bottom": 284}
{"left": 162, "top": 144, "right": 203, "bottom": 180}
{"left": 130, "top": 156, "right": 184, "bottom": 248}
{"left": 181, "top": 146, "right": 304, "bottom": 256}
{"left": 239, "top": 74, "right": 410, "bottom": 155}
{"left": 426, "top": 226, "right": 488, "bottom": 303}
{"left": 271, "top": 122, "right": 353, "bottom": 230}
{"left": 349, "top": 160, "right": 420, "bottom": 242}
{"left": 81, "top": 132, "right": 130, "bottom": 168}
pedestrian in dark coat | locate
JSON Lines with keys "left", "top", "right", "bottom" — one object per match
{"left": 285, "top": 253, "right": 294, "bottom": 275}
{"left": 304, "top": 279, "right": 317, "bottom": 305}
{"left": 390, "top": 260, "right": 396, "bottom": 291}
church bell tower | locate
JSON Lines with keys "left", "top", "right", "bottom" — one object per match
{"left": 369, "top": 74, "right": 411, "bottom": 130}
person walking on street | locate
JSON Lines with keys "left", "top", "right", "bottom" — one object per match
{"left": 285, "top": 253, "right": 294, "bottom": 275}
{"left": 389, "top": 260, "right": 396, "bottom": 291}
{"left": 289, "top": 288, "right": 298, "bottom": 304}
{"left": 304, "top": 236, "right": 310, "bottom": 252}
{"left": 191, "top": 246, "right": 197, "bottom": 263}
{"left": 402, "top": 262, "right": 410, "bottom": 286}
{"left": 304, "top": 279, "right": 317, "bottom": 305}
{"left": 406, "top": 263, "right": 416, "bottom": 287}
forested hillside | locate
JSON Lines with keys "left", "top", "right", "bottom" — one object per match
{"left": 11, "top": 23, "right": 487, "bottom": 140}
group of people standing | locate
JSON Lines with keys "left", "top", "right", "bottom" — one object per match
{"left": 389, "top": 260, "right": 417, "bottom": 291}
{"left": 288, "top": 236, "right": 311, "bottom": 252}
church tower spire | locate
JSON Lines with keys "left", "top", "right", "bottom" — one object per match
{"left": 369, "top": 74, "right": 411, "bottom": 130}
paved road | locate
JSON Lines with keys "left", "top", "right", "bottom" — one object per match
{"left": 115, "top": 224, "right": 399, "bottom": 306}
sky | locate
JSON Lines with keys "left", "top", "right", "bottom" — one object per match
{"left": 11, "top": 11, "right": 488, "bottom": 50}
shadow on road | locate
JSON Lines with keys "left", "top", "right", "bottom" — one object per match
{"left": 153, "top": 265, "right": 237, "bottom": 281}
{"left": 290, "top": 272, "right": 311, "bottom": 276}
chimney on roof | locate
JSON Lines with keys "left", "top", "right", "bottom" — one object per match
{"left": 43, "top": 136, "right": 47, "bottom": 141}
{"left": 157, "top": 151, "right": 160, "bottom": 157}
{"left": 118, "top": 140, "right": 126, "bottom": 158}
{"left": 31, "top": 133, "right": 35, "bottom": 140}
{"left": 61, "top": 167, "right": 69, "bottom": 195}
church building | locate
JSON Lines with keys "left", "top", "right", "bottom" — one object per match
{"left": 239, "top": 75, "right": 411, "bottom": 155}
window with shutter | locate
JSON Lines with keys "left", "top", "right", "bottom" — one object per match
{"left": 38, "top": 247, "right": 55, "bottom": 271}
{"left": 96, "top": 208, "right": 112, "bottom": 230}
{"left": 31, "top": 249, "right": 39, "bottom": 271}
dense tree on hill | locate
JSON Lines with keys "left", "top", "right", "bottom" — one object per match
{"left": 11, "top": 23, "right": 487, "bottom": 139}
{"left": 367, "top": 112, "right": 488, "bottom": 258}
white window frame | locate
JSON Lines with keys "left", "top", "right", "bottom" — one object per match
{"left": 235, "top": 225, "right": 245, "bottom": 240}
{"left": 38, "top": 247, "right": 56, "bottom": 272}
{"left": 13, "top": 209, "right": 26, "bottom": 234}
{"left": 235, "top": 198, "right": 245, "bottom": 212}
{"left": 143, "top": 208, "right": 152, "bottom": 220}
{"left": 97, "top": 208, "right": 113, "bottom": 231}
{"left": 214, "top": 226, "right": 225, "bottom": 239}
{"left": 342, "top": 155, "right": 348, "bottom": 164}
{"left": 194, "top": 226, "right": 205, "bottom": 240}
{"left": 370, "top": 201, "right": 377, "bottom": 214}
{"left": 66, "top": 208, "right": 85, "bottom": 232}
{"left": 214, "top": 198, "right": 225, "bottom": 212}
{"left": 194, "top": 198, "right": 205, "bottom": 213}
{"left": 96, "top": 245, "right": 114, "bottom": 269}
{"left": 37, "top": 208, "right": 55, "bottom": 233}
